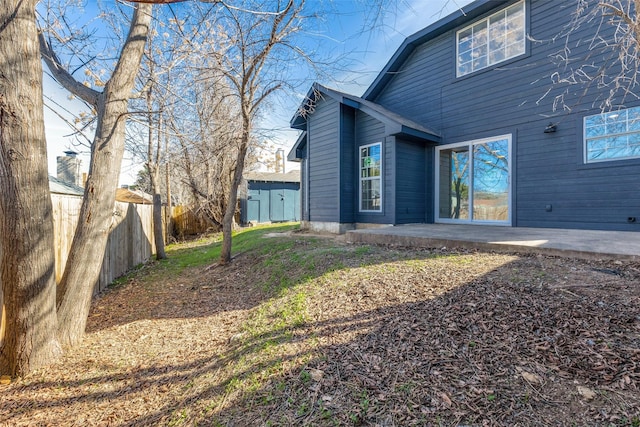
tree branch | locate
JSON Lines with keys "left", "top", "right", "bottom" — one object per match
{"left": 39, "top": 33, "right": 101, "bottom": 107}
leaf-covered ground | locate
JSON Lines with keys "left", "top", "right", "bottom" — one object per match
{"left": 1, "top": 224, "right": 639, "bottom": 426}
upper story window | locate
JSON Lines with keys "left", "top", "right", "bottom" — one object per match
{"left": 360, "top": 143, "right": 382, "bottom": 212}
{"left": 584, "top": 106, "right": 640, "bottom": 163}
{"left": 457, "top": 1, "right": 526, "bottom": 77}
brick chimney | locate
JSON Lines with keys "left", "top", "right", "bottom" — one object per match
{"left": 57, "top": 151, "right": 82, "bottom": 187}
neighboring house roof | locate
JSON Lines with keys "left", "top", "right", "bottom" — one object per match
{"left": 49, "top": 175, "right": 84, "bottom": 196}
{"left": 245, "top": 170, "right": 300, "bottom": 183}
{"left": 363, "top": 0, "right": 509, "bottom": 100}
{"left": 115, "top": 188, "right": 153, "bottom": 204}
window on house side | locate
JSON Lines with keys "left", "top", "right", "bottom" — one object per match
{"left": 360, "top": 143, "right": 382, "bottom": 212}
{"left": 584, "top": 106, "right": 640, "bottom": 163}
{"left": 456, "top": 1, "right": 526, "bottom": 77}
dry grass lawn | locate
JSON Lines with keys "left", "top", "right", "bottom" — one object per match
{"left": 1, "top": 224, "right": 639, "bottom": 426}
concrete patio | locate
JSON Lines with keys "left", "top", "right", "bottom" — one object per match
{"left": 344, "top": 224, "right": 640, "bottom": 260}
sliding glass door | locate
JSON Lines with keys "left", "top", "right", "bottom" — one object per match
{"left": 436, "top": 135, "right": 511, "bottom": 224}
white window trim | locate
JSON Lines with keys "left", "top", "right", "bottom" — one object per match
{"left": 435, "top": 134, "right": 512, "bottom": 226}
{"left": 359, "top": 142, "right": 383, "bottom": 213}
{"left": 456, "top": 0, "right": 526, "bottom": 78}
{"left": 583, "top": 107, "right": 640, "bottom": 164}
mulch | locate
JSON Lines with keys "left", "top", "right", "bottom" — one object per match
{"left": 1, "top": 236, "right": 638, "bottom": 427}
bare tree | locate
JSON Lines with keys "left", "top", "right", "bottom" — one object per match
{"left": 187, "top": 0, "right": 307, "bottom": 264}
{"left": 39, "top": 3, "right": 153, "bottom": 347}
{"left": 133, "top": 0, "right": 399, "bottom": 263}
{"left": 138, "top": 15, "right": 178, "bottom": 261}
{"left": 547, "top": 0, "right": 640, "bottom": 112}
{"left": 145, "top": 87, "right": 168, "bottom": 260}
{"left": 171, "top": 64, "right": 244, "bottom": 229}
{"left": 133, "top": 7, "right": 202, "bottom": 254}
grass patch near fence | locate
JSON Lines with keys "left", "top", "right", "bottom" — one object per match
{"left": 144, "top": 223, "right": 301, "bottom": 279}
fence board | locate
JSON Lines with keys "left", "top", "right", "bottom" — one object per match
{"left": 172, "top": 205, "right": 211, "bottom": 237}
{"left": 0, "top": 196, "right": 210, "bottom": 346}
{"left": 48, "top": 197, "right": 158, "bottom": 293}
{"left": 1, "top": 196, "right": 157, "bottom": 345}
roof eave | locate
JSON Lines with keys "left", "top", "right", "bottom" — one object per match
{"left": 363, "top": 0, "right": 510, "bottom": 100}
{"left": 290, "top": 84, "right": 325, "bottom": 130}
{"left": 287, "top": 131, "right": 307, "bottom": 162}
{"left": 290, "top": 114, "right": 307, "bottom": 130}
{"left": 391, "top": 125, "right": 441, "bottom": 143}
{"left": 384, "top": 123, "right": 440, "bottom": 143}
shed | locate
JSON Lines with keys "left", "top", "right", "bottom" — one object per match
{"left": 241, "top": 170, "right": 300, "bottom": 224}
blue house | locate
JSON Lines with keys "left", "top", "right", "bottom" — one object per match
{"left": 288, "top": 0, "right": 640, "bottom": 233}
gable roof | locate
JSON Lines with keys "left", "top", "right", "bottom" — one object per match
{"left": 363, "top": 0, "right": 511, "bottom": 100}
{"left": 291, "top": 83, "right": 441, "bottom": 142}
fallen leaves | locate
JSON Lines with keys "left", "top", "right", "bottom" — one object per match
{"left": 520, "top": 370, "right": 543, "bottom": 385}
{"left": 577, "top": 385, "right": 597, "bottom": 400}
{"left": 284, "top": 251, "right": 640, "bottom": 426}
{"left": 1, "top": 235, "right": 639, "bottom": 427}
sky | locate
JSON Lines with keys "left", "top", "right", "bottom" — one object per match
{"left": 43, "top": 0, "right": 475, "bottom": 185}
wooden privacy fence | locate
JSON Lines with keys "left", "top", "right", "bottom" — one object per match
{"left": 172, "top": 204, "right": 211, "bottom": 237}
{"left": 51, "top": 194, "right": 157, "bottom": 293}
{"left": 0, "top": 195, "right": 210, "bottom": 346}
{"left": 51, "top": 197, "right": 210, "bottom": 292}
{"left": 0, "top": 194, "right": 156, "bottom": 348}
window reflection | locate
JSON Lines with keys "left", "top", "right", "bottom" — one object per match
{"left": 457, "top": 1, "right": 525, "bottom": 77}
{"left": 360, "top": 143, "right": 382, "bottom": 211}
{"left": 585, "top": 106, "right": 640, "bottom": 162}
{"left": 438, "top": 137, "right": 510, "bottom": 223}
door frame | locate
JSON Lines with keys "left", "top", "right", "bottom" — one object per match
{"left": 434, "top": 134, "right": 513, "bottom": 226}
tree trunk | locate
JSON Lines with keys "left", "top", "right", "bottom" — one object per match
{"left": 149, "top": 167, "right": 166, "bottom": 260}
{"left": 165, "top": 159, "right": 172, "bottom": 239}
{"left": 454, "top": 179, "right": 462, "bottom": 219}
{"left": 220, "top": 126, "right": 250, "bottom": 264}
{"left": 146, "top": 85, "right": 166, "bottom": 260}
{"left": 55, "top": 4, "right": 152, "bottom": 347}
{"left": 165, "top": 123, "right": 172, "bottom": 240}
{"left": 0, "top": 0, "right": 61, "bottom": 376}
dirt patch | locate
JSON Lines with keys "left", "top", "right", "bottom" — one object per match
{"left": 1, "top": 234, "right": 638, "bottom": 427}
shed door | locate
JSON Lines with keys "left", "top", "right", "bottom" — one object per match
{"left": 282, "top": 188, "right": 297, "bottom": 220}
{"left": 270, "top": 190, "right": 286, "bottom": 222}
{"left": 247, "top": 189, "right": 261, "bottom": 223}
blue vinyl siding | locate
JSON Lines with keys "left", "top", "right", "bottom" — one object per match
{"left": 340, "top": 105, "right": 356, "bottom": 223}
{"left": 355, "top": 111, "right": 395, "bottom": 224}
{"left": 396, "top": 139, "right": 427, "bottom": 224}
{"left": 308, "top": 96, "right": 340, "bottom": 222}
{"left": 370, "top": 0, "right": 640, "bottom": 231}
